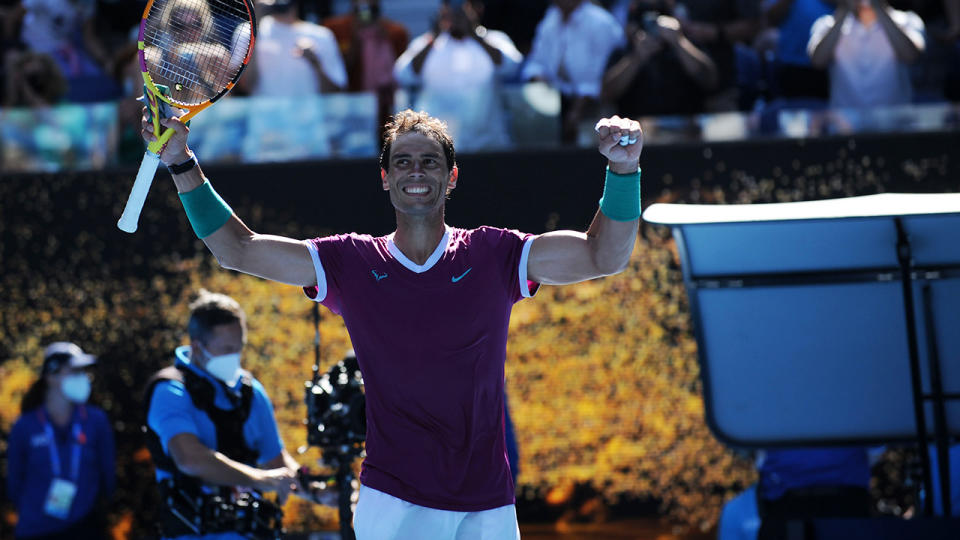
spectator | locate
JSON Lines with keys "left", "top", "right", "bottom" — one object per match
{"left": 523, "top": 0, "right": 625, "bottom": 143}
{"left": 324, "top": 0, "right": 409, "bottom": 139}
{"left": 394, "top": 0, "right": 522, "bottom": 152}
{"left": 5, "top": 342, "right": 115, "bottom": 540}
{"left": 3, "top": 50, "right": 66, "bottom": 106}
{"left": 18, "top": 0, "right": 118, "bottom": 103}
{"left": 239, "top": 0, "right": 347, "bottom": 96}
{"left": 763, "top": 0, "right": 833, "bottom": 100}
{"left": 676, "top": 0, "right": 763, "bottom": 111}
{"left": 602, "top": 1, "right": 718, "bottom": 117}
{"left": 808, "top": 0, "right": 925, "bottom": 109}
{"left": 719, "top": 448, "right": 874, "bottom": 540}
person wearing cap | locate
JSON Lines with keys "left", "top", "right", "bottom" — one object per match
{"left": 6, "top": 342, "right": 115, "bottom": 540}
{"left": 143, "top": 289, "right": 330, "bottom": 539}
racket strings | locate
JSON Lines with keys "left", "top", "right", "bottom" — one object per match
{"left": 143, "top": 0, "right": 252, "bottom": 106}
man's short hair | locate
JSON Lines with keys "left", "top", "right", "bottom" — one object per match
{"left": 187, "top": 289, "right": 247, "bottom": 344}
{"left": 379, "top": 109, "right": 456, "bottom": 173}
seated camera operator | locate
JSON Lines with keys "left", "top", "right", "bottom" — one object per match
{"left": 144, "top": 289, "right": 329, "bottom": 539}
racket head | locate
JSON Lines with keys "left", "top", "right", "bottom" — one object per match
{"left": 137, "top": 0, "right": 256, "bottom": 112}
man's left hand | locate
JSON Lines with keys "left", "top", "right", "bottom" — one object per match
{"left": 595, "top": 116, "right": 643, "bottom": 173}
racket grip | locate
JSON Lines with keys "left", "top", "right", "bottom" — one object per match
{"left": 118, "top": 151, "right": 161, "bottom": 233}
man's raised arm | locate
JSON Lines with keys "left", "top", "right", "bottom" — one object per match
{"left": 527, "top": 116, "right": 641, "bottom": 285}
{"left": 142, "top": 115, "right": 317, "bottom": 287}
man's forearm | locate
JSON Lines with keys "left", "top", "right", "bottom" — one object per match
{"left": 669, "top": 37, "right": 718, "bottom": 89}
{"left": 586, "top": 209, "right": 639, "bottom": 276}
{"left": 590, "top": 159, "right": 640, "bottom": 275}
{"left": 168, "top": 158, "right": 249, "bottom": 269}
{"left": 601, "top": 56, "right": 645, "bottom": 103}
{"left": 168, "top": 151, "right": 205, "bottom": 193}
{"left": 473, "top": 32, "right": 503, "bottom": 65}
{"left": 875, "top": 6, "right": 923, "bottom": 62}
{"left": 306, "top": 56, "right": 341, "bottom": 92}
{"left": 178, "top": 448, "right": 267, "bottom": 488}
{"left": 809, "top": 9, "right": 848, "bottom": 67}
{"left": 410, "top": 38, "right": 435, "bottom": 74}
{"left": 720, "top": 17, "right": 761, "bottom": 44}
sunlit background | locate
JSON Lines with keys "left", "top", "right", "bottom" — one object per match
{"left": 1, "top": 0, "right": 959, "bottom": 538}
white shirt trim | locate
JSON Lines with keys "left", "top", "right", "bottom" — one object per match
{"left": 304, "top": 240, "right": 327, "bottom": 302}
{"left": 386, "top": 226, "right": 451, "bottom": 274}
{"left": 519, "top": 236, "right": 536, "bottom": 298}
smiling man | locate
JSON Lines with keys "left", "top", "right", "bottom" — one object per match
{"left": 142, "top": 108, "right": 642, "bottom": 539}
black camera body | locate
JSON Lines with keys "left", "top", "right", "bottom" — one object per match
{"left": 304, "top": 354, "right": 366, "bottom": 453}
{"left": 159, "top": 478, "right": 283, "bottom": 540}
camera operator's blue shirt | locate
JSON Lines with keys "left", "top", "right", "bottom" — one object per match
{"left": 147, "top": 346, "right": 285, "bottom": 539}
{"left": 148, "top": 346, "right": 284, "bottom": 475}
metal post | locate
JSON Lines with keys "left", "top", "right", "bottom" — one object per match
{"left": 922, "top": 284, "right": 952, "bottom": 516}
{"left": 895, "top": 218, "right": 935, "bottom": 516}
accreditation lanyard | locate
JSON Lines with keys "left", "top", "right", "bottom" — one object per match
{"left": 40, "top": 411, "right": 83, "bottom": 481}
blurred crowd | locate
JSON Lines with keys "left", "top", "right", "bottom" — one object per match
{"left": 1, "top": 0, "right": 958, "bottom": 149}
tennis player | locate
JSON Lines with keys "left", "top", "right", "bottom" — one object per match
{"left": 142, "top": 109, "right": 642, "bottom": 539}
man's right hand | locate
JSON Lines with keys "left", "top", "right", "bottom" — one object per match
{"left": 255, "top": 467, "right": 299, "bottom": 505}
{"left": 141, "top": 108, "right": 192, "bottom": 165}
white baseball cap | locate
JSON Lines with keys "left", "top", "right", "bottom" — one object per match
{"left": 42, "top": 342, "right": 96, "bottom": 375}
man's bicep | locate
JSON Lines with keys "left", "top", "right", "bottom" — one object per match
{"left": 215, "top": 229, "right": 318, "bottom": 287}
{"left": 527, "top": 230, "right": 596, "bottom": 285}
{"left": 148, "top": 383, "right": 203, "bottom": 454}
{"left": 167, "top": 432, "right": 213, "bottom": 469}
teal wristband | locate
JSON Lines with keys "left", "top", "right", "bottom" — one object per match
{"left": 179, "top": 180, "right": 233, "bottom": 238}
{"left": 599, "top": 167, "right": 641, "bottom": 221}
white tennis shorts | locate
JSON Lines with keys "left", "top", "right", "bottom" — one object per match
{"left": 353, "top": 485, "right": 521, "bottom": 540}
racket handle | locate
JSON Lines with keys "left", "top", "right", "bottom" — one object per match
{"left": 118, "top": 151, "right": 161, "bottom": 233}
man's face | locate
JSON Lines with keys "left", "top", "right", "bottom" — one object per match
{"left": 382, "top": 132, "right": 456, "bottom": 216}
{"left": 352, "top": 0, "right": 380, "bottom": 22}
{"left": 194, "top": 321, "right": 244, "bottom": 367}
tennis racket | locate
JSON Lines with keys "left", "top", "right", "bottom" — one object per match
{"left": 118, "top": 0, "right": 256, "bottom": 233}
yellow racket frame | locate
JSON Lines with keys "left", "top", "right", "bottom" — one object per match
{"left": 137, "top": 0, "right": 256, "bottom": 155}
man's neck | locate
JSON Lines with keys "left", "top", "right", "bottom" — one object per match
{"left": 45, "top": 393, "right": 73, "bottom": 426}
{"left": 392, "top": 213, "right": 446, "bottom": 265}
{"left": 272, "top": 12, "right": 298, "bottom": 25}
{"left": 560, "top": 2, "right": 583, "bottom": 23}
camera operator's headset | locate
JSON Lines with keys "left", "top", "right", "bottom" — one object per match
{"left": 142, "top": 365, "right": 283, "bottom": 539}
